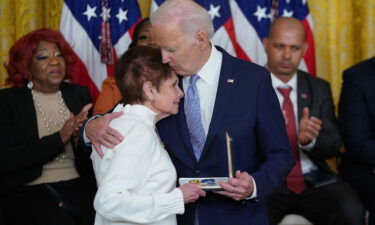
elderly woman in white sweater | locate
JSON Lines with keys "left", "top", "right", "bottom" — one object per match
{"left": 91, "top": 46, "right": 206, "bottom": 225}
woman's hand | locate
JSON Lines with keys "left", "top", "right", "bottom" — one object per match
{"left": 178, "top": 183, "right": 206, "bottom": 204}
{"left": 72, "top": 103, "right": 93, "bottom": 135}
{"left": 59, "top": 103, "right": 93, "bottom": 143}
{"left": 77, "top": 103, "right": 93, "bottom": 124}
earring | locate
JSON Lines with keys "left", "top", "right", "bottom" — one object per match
{"left": 27, "top": 80, "right": 33, "bottom": 89}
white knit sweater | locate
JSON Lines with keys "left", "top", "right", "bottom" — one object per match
{"left": 91, "top": 104, "right": 184, "bottom": 225}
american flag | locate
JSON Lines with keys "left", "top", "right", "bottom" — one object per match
{"left": 60, "top": 0, "right": 141, "bottom": 100}
{"left": 151, "top": 0, "right": 315, "bottom": 75}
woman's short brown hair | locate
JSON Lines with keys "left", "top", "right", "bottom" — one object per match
{"left": 115, "top": 46, "right": 174, "bottom": 104}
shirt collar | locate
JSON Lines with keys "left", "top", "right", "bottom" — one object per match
{"left": 186, "top": 44, "right": 222, "bottom": 85}
{"left": 270, "top": 72, "right": 298, "bottom": 90}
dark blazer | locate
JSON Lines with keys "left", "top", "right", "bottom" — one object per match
{"left": 296, "top": 70, "right": 341, "bottom": 172}
{"left": 338, "top": 57, "right": 375, "bottom": 183}
{"left": 0, "top": 83, "right": 94, "bottom": 193}
{"left": 157, "top": 47, "right": 294, "bottom": 225}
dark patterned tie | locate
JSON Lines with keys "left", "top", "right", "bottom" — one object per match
{"left": 278, "top": 87, "right": 307, "bottom": 194}
{"left": 185, "top": 75, "right": 206, "bottom": 160}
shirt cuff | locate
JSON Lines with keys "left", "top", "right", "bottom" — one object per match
{"left": 245, "top": 176, "right": 257, "bottom": 200}
{"left": 83, "top": 114, "right": 102, "bottom": 145}
{"left": 298, "top": 137, "right": 317, "bottom": 152}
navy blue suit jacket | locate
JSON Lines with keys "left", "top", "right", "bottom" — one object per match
{"left": 157, "top": 47, "right": 294, "bottom": 225}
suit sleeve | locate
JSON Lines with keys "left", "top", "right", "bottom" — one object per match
{"left": 80, "top": 94, "right": 119, "bottom": 149}
{"left": 339, "top": 71, "right": 375, "bottom": 164}
{"left": 93, "top": 126, "right": 184, "bottom": 223}
{"left": 79, "top": 107, "right": 120, "bottom": 150}
{"left": 308, "top": 81, "right": 341, "bottom": 160}
{"left": 251, "top": 71, "right": 295, "bottom": 200}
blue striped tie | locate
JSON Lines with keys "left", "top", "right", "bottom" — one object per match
{"left": 185, "top": 74, "right": 206, "bottom": 160}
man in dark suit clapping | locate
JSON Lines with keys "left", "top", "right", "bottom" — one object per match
{"left": 264, "top": 17, "right": 365, "bottom": 225}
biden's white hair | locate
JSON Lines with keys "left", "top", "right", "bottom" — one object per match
{"left": 150, "top": 0, "right": 214, "bottom": 42}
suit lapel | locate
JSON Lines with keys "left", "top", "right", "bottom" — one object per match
{"left": 199, "top": 49, "right": 239, "bottom": 161}
{"left": 297, "top": 71, "right": 312, "bottom": 121}
{"left": 23, "top": 88, "right": 40, "bottom": 140}
{"left": 60, "top": 83, "right": 78, "bottom": 114}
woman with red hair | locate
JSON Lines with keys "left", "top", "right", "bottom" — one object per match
{"left": 0, "top": 28, "right": 96, "bottom": 225}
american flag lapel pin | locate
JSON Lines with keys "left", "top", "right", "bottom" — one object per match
{"left": 227, "top": 79, "right": 234, "bottom": 83}
{"left": 301, "top": 93, "right": 308, "bottom": 99}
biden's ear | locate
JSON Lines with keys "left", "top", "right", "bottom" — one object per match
{"left": 195, "top": 30, "right": 209, "bottom": 51}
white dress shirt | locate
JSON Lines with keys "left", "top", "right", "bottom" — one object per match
{"left": 270, "top": 73, "right": 318, "bottom": 174}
